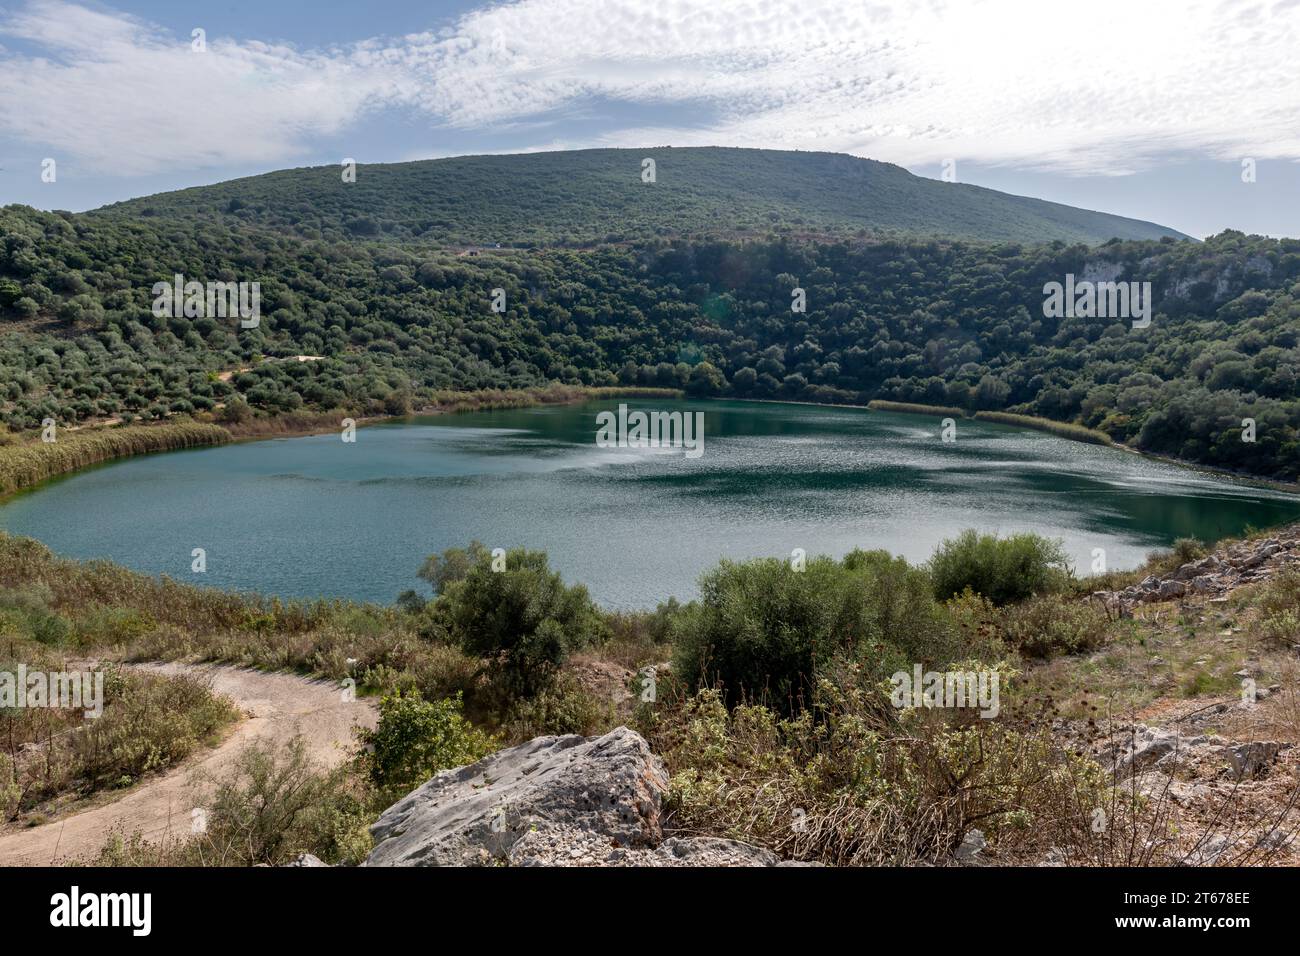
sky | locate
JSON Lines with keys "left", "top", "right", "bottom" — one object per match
{"left": 1, "top": 0, "right": 1299, "bottom": 238}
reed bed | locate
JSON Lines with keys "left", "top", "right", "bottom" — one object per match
{"left": 973, "top": 411, "right": 1114, "bottom": 445}
{"left": 867, "top": 399, "right": 967, "bottom": 419}
{"left": 0, "top": 422, "right": 231, "bottom": 497}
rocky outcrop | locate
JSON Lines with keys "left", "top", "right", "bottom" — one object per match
{"left": 1106, "top": 725, "right": 1223, "bottom": 777}
{"left": 1225, "top": 741, "right": 1284, "bottom": 781}
{"left": 364, "top": 726, "right": 787, "bottom": 867}
{"left": 1099, "top": 724, "right": 1286, "bottom": 783}
{"left": 1093, "top": 531, "right": 1299, "bottom": 612}
{"left": 508, "top": 827, "right": 787, "bottom": 866}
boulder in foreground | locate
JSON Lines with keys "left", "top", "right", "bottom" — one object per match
{"left": 364, "top": 726, "right": 785, "bottom": 866}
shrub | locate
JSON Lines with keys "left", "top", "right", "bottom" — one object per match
{"left": 410, "top": 643, "right": 482, "bottom": 706}
{"left": 999, "top": 593, "right": 1113, "bottom": 659}
{"left": 0, "top": 664, "right": 239, "bottom": 815}
{"left": 928, "top": 530, "right": 1069, "bottom": 605}
{"left": 502, "top": 673, "right": 612, "bottom": 740}
{"left": 672, "top": 550, "right": 954, "bottom": 714}
{"left": 178, "top": 737, "right": 371, "bottom": 866}
{"left": 89, "top": 741, "right": 375, "bottom": 867}
{"left": 1170, "top": 537, "right": 1208, "bottom": 564}
{"left": 0, "top": 585, "right": 71, "bottom": 645}
{"left": 0, "top": 754, "right": 19, "bottom": 821}
{"left": 944, "top": 588, "right": 1010, "bottom": 660}
{"left": 1254, "top": 566, "right": 1300, "bottom": 648}
{"left": 423, "top": 543, "right": 607, "bottom": 696}
{"left": 600, "top": 598, "right": 680, "bottom": 668}
{"left": 1146, "top": 536, "right": 1208, "bottom": 574}
{"left": 360, "top": 691, "right": 497, "bottom": 800}
{"left": 74, "top": 670, "right": 240, "bottom": 789}
{"left": 70, "top": 606, "right": 157, "bottom": 646}
{"left": 1259, "top": 610, "right": 1300, "bottom": 648}
{"left": 648, "top": 685, "right": 1109, "bottom": 866}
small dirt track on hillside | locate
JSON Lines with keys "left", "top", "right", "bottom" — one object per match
{"left": 0, "top": 662, "right": 376, "bottom": 866}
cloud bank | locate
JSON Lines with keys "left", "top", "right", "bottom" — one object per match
{"left": 2, "top": 0, "right": 1298, "bottom": 176}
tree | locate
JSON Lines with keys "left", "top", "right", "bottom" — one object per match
{"left": 425, "top": 544, "right": 607, "bottom": 695}
{"left": 673, "top": 550, "right": 952, "bottom": 714}
{"left": 686, "top": 361, "right": 725, "bottom": 396}
{"left": 730, "top": 366, "right": 757, "bottom": 395}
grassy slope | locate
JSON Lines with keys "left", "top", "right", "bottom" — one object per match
{"left": 94, "top": 147, "right": 1189, "bottom": 246}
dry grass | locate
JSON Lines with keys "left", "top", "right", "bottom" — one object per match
{"left": 974, "top": 410, "right": 1113, "bottom": 445}
{"left": 0, "top": 663, "right": 239, "bottom": 823}
{"left": 642, "top": 680, "right": 1118, "bottom": 866}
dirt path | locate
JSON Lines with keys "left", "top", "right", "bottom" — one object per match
{"left": 0, "top": 663, "right": 376, "bottom": 866}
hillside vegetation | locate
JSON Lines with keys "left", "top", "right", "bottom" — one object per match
{"left": 5, "top": 524, "right": 1299, "bottom": 867}
{"left": 2, "top": 188, "right": 1296, "bottom": 480}
{"left": 94, "top": 147, "right": 1187, "bottom": 247}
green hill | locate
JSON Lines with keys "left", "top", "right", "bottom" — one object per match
{"left": 94, "top": 147, "right": 1189, "bottom": 246}
{"left": 1, "top": 179, "right": 1295, "bottom": 481}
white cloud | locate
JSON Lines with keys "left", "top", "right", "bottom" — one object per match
{"left": 0, "top": 0, "right": 405, "bottom": 174}
{"left": 2, "top": 0, "right": 1299, "bottom": 177}
{"left": 420, "top": 0, "right": 1300, "bottom": 174}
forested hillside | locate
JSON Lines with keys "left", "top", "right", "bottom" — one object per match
{"left": 1, "top": 191, "right": 1296, "bottom": 480}
{"left": 94, "top": 148, "right": 1187, "bottom": 247}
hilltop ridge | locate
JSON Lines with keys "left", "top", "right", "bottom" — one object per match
{"left": 94, "top": 146, "right": 1191, "bottom": 247}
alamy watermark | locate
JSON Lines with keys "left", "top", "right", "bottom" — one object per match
{"left": 50, "top": 886, "right": 151, "bottom": 936}
{"left": 1042, "top": 274, "right": 1151, "bottom": 329}
{"left": 152, "top": 273, "right": 260, "bottom": 328}
{"left": 595, "top": 404, "right": 705, "bottom": 459}
{"left": 0, "top": 665, "right": 104, "bottom": 719}
{"left": 890, "top": 664, "right": 999, "bottom": 718}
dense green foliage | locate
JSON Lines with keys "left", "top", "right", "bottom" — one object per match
{"left": 927, "top": 530, "right": 1070, "bottom": 604}
{"left": 419, "top": 543, "right": 608, "bottom": 696}
{"left": 361, "top": 691, "right": 497, "bottom": 800}
{"left": 3, "top": 193, "right": 1297, "bottom": 479}
{"left": 671, "top": 549, "right": 960, "bottom": 713}
{"left": 97, "top": 148, "right": 1184, "bottom": 247}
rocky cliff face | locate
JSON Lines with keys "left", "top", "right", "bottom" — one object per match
{"left": 364, "top": 726, "right": 789, "bottom": 867}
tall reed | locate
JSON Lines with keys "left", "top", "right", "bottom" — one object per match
{"left": 973, "top": 411, "right": 1113, "bottom": 445}
{"left": 0, "top": 422, "right": 231, "bottom": 496}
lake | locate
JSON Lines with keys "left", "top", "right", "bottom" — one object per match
{"left": 2, "top": 399, "right": 1297, "bottom": 609}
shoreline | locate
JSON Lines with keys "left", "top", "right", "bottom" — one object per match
{"left": 848, "top": 399, "right": 1300, "bottom": 497}
{"left": 4, "top": 386, "right": 1296, "bottom": 503}
{"left": 0, "top": 385, "right": 684, "bottom": 501}
{"left": 2, "top": 392, "right": 1298, "bottom": 615}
